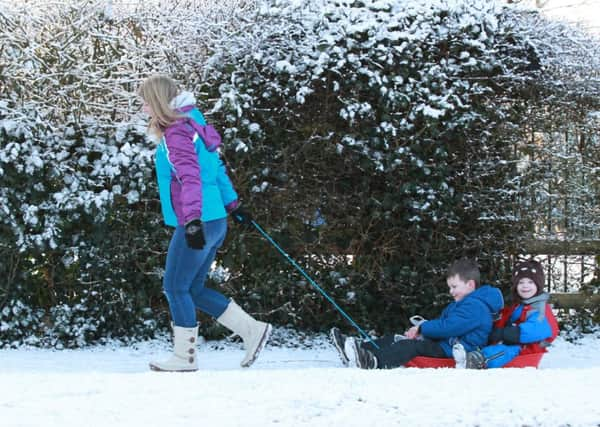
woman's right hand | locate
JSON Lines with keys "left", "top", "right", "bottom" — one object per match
{"left": 231, "top": 207, "right": 253, "bottom": 227}
{"left": 184, "top": 219, "right": 206, "bottom": 250}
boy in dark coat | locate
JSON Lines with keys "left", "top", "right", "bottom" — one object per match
{"left": 331, "top": 258, "right": 504, "bottom": 369}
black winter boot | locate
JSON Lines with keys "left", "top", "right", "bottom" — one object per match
{"left": 345, "top": 337, "right": 378, "bottom": 369}
{"left": 466, "top": 350, "right": 487, "bottom": 369}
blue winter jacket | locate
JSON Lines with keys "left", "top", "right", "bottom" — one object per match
{"left": 419, "top": 285, "right": 504, "bottom": 356}
{"left": 481, "top": 293, "right": 555, "bottom": 368}
{"left": 155, "top": 101, "right": 238, "bottom": 227}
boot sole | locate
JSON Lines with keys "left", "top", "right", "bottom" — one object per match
{"left": 348, "top": 341, "right": 376, "bottom": 369}
{"left": 344, "top": 338, "right": 359, "bottom": 368}
{"left": 329, "top": 328, "right": 349, "bottom": 367}
{"left": 241, "top": 323, "right": 272, "bottom": 368}
{"left": 149, "top": 363, "right": 198, "bottom": 372}
{"left": 452, "top": 344, "right": 467, "bottom": 369}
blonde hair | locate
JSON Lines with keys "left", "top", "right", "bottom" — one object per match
{"left": 137, "top": 75, "right": 182, "bottom": 137}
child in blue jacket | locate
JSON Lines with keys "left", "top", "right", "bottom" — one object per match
{"left": 454, "top": 259, "right": 559, "bottom": 369}
{"left": 331, "top": 258, "right": 504, "bottom": 369}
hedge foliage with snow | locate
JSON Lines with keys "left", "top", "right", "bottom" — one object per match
{"left": 0, "top": 0, "right": 598, "bottom": 346}
{"left": 0, "top": 0, "right": 256, "bottom": 346}
{"left": 201, "top": 0, "right": 600, "bottom": 328}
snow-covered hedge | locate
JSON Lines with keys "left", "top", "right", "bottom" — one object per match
{"left": 207, "top": 0, "right": 535, "bottom": 164}
{"left": 0, "top": 0, "right": 254, "bottom": 346}
{"left": 0, "top": 294, "right": 158, "bottom": 349}
{"left": 1, "top": 0, "right": 599, "bottom": 345}
{"left": 198, "top": 0, "right": 600, "bottom": 330}
{"left": 0, "top": 0, "right": 256, "bottom": 251}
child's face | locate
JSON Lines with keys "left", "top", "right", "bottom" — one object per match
{"left": 447, "top": 274, "right": 475, "bottom": 302}
{"left": 516, "top": 277, "right": 537, "bottom": 299}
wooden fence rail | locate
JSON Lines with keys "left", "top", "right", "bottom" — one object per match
{"left": 523, "top": 240, "right": 600, "bottom": 256}
{"left": 550, "top": 293, "right": 600, "bottom": 310}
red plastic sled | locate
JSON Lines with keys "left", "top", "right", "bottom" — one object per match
{"left": 404, "top": 352, "right": 544, "bottom": 369}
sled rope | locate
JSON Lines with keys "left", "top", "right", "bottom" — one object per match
{"left": 249, "top": 219, "right": 380, "bottom": 349}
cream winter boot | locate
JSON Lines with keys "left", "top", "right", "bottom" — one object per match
{"left": 149, "top": 324, "right": 199, "bottom": 372}
{"left": 217, "top": 300, "right": 272, "bottom": 368}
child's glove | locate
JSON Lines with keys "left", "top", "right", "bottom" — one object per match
{"left": 489, "top": 326, "right": 520, "bottom": 344}
{"left": 185, "top": 219, "right": 206, "bottom": 250}
{"left": 488, "top": 328, "right": 503, "bottom": 343}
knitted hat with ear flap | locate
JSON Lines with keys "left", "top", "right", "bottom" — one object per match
{"left": 512, "top": 260, "right": 545, "bottom": 298}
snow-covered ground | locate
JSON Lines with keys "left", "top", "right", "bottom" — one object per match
{"left": 1, "top": 330, "right": 599, "bottom": 427}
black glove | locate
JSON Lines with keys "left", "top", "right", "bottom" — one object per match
{"left": 231, "top": 206, "right": 253, "bottom": 226}
{"left": 500, "top": 326, "right": 521, "bottom": 344}
{"left": 489, "top": 326, "right": 521, "bottom": 345}
{"left": 488, "top": 328, "right": 503, "bottom": 344}
{"left": 184, "top": 219, "right": 205, "bottom": 250}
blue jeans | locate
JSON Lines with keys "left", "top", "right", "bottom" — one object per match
{"left": 163, "top": 218, "right": 230, "bottom": 327}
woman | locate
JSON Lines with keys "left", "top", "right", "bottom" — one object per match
{"left": 138, "top": 75, "right": 271, "bottom": 371}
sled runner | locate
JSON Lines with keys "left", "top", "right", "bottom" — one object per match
{"left": 404, "top": 351, "right": 545, "bottom": 369}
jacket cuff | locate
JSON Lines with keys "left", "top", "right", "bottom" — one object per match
{"left": 225, "top": 200, "right": 239, "bottom": 213}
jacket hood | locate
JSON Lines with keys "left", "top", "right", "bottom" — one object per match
{"left": 187, "top": 118, "right": 221, "bottom": 152}
{"left": 468, "top": 285, "right": 504, "bottom": 315}
{"left": 165, "top": 99, "right": 222, "bottom": 152}
{"left": 170, "top": 91, "right": 196, "bottom": 110}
